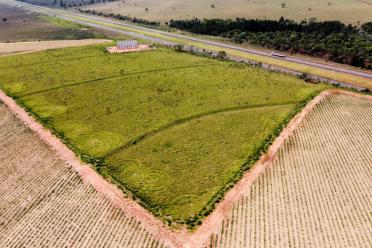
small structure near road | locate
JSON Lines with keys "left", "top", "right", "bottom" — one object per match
{"left": 106, "top": 40, "right": 150, "bottom": 54}
{"left": 118, "top": 40, "right": 138, "bottom": 50}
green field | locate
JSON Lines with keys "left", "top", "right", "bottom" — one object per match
{"left": 87, "top": 0, "right": 372, "bottom": 25}
{"left": 0, "top": 45, "right": 328, "bottom": 225}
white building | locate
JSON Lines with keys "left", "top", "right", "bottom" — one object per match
{"left": 117, "top": 40, "right": 138, "bottom": 50}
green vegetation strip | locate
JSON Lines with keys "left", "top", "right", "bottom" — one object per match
{"left": 0, "top": 44, "right": 329, "bottom": 227}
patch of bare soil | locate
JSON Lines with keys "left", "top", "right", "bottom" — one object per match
{"left": 0, "top": 39, "right": 111, "bottom": 56}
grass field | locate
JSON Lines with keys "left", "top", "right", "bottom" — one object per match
{"left": 206, "top": 93, "right": 372, "bottom": 247}
{"left": 87, "top": 0, "right": 372, "bottom": 25}
{"left": 0, "top": 45, "right": 327, "bottom": 224}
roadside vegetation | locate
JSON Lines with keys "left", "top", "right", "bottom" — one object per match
{"left": 169, "top": 18, "right": 372, "bottom": 69}
{"left": 0, "top": 45, "right": 328, "bottom": 227}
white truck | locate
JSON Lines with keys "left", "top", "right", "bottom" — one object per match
{"left": 270, "top": 52, "right": 286, "bottom": 58}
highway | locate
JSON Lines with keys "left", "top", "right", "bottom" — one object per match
{"left": 5, "top": 0, "right": 372, "bottom": 88}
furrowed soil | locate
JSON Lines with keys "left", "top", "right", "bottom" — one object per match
{"left": 202, "top": 91, "right": 372, "bottom": 247}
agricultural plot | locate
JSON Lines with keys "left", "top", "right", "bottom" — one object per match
{"left": 0, "top": 104, "right": 167, "bottom": 248}
{"left": 205, "top": 93, "right": 372, "bottom": 247}
{"left": 0, "top": 45, "right": 327, "bottom": 224}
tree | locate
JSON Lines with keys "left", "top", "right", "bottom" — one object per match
{"left": 145, "top": 7, "right": 149, "bottom": 12}
{"left": 281, "top": 2, "right": 286, "bottom": 8}
{"left": 211, "top": 4, "right": 215, "bottom": 8}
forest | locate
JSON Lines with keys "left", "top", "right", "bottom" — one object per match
{"left": 169, "top": 18, "right": 372, "bottom": 69}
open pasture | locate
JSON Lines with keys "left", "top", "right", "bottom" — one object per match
{"left": 0, "top": 45, "right": 327, "bottom": 223}
{"left": 205, "top": 92, "right": 372, "bottom": 247}
{"left": 87, "top": 0, "right": 372, "bottom": 25}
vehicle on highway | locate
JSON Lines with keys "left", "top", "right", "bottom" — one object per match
{"left": 270, "top": 52, "right": 286, "bottom": 58}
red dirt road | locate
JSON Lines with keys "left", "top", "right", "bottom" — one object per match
{"left": 1, "top": 88, "right": 370, "bottom": 247}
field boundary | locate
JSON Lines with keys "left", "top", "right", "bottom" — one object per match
{"left": 1, "top": 88, "right": 371, "bottom": 248}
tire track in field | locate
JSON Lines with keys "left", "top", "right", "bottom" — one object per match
{"left": 17, "top": 63, "right": 217, "bottom": 98}
{"left": 102, "top": 102, "right": 297, "bottom": 159}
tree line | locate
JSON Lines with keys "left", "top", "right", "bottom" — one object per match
{"left": 169, "top": 18, "right": 372, "bottom": 69}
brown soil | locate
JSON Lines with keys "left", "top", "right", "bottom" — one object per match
{"left": 0, "top": 88, "right": 370, "bottom": 248}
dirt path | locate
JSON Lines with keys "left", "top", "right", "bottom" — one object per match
{"left": 0, "top": 88, "right": 370, "bottom": 247}
{"left": 0, "top": 39, "right": 111, "bottom": 56}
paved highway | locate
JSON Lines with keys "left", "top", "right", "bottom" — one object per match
{"left": 6, "top": 0, "right": 372, "bottom": 87}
